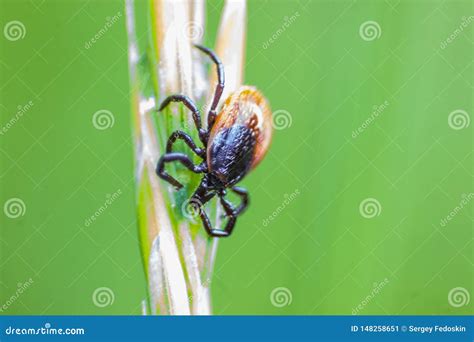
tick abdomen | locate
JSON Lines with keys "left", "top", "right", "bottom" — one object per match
{"left": 208, "top": 124, "right": 256, "bottom": 186}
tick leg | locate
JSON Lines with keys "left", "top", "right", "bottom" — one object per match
{"left": 216, "top": 195, "right": 240, "bottom": 237}
{"left": 156, "top": 152, "right": 206, "bottom": 189}
{"left": 166, "top": 130, "right": 205, "bottom": 158}
{"left": 194, "top": 44, "right": 224, "bottom": 130}
{"left": 158, "top": 95, "right": 207, "bottom": 143}
{"left": 190, "top": 182, "right": 233, "bottom": 238}
{"left": 212, "top": 188, "right": 249, "bottom": 237}
{"left": 198, "top": 205, "right": 235, "bottom": 238}
{"left": 231, "top": 186, "right": 249, "bottom": 216}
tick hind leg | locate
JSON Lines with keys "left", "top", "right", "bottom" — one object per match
{"left": 198, "top": 207, "right": 235, "bottom": 238}
{"left": 231, "top": 186, "right": 249, "bottom": 216}
{"left": 195, "top": 188, "right": 249, "bottom": 238}
{"left": 194, "top": 44, "right": 225, "bottom": 130}
{"left": 190, "top": 182, "right": 234, "bottom": 238}
{"left": 214, "top": 187, "right": 250, "bottom": 236}
{"left": 156, "top": 152, "right": 206, "bottom": 189}
{"left": 215, "top": 193, "right": 246, "bottom": 236}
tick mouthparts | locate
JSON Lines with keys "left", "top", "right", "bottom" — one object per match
{"left": 214, "top": 171, "right": 228, "bottom": 185}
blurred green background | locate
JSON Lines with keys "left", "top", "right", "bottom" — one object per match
{"left": 0, "top": 0, "right": 472, "bottom": 315}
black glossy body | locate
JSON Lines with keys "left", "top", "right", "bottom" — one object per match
{"left": 208, "top": 125, "right": 256, "bottom": 188}
{"left": 156, "top": 45, "right": 252, "bottom": 238}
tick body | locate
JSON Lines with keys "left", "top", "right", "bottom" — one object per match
{"left": 156, "top": 45, "right": 272, "bottom": 238}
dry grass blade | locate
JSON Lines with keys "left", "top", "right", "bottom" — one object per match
{"left": 126, "top": 0, "right": 247, "bottom": 315}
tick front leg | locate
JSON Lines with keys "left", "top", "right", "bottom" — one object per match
{"left": 158, "top": 94, "right": 207, "bottom": 143}
{"left": 194, "top": 44, "right": 224, "bottom": 130}
{"left": 156, "top": 152, "right": 206, "bottom": 189}
{"left": 166, "top": 130, "right": 205, "bottom": 158}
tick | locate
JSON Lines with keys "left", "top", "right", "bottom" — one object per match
{"left": 156, "top": 44, "right": 273, "bottom": 238}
